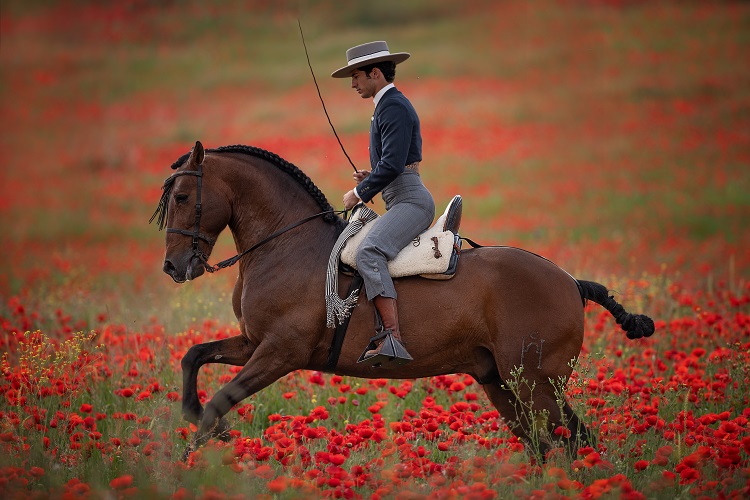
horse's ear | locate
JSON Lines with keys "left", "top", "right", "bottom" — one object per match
{"left": 188, "top": 141, "right": 205, "bottom": 167}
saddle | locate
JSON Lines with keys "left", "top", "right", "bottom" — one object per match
{"left": 323, "top": 195, "right": 463, "bottom": 370}
{"left": 340, "top": 195, "right": 463, "bottom": 280}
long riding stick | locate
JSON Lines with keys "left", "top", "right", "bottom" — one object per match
{"left": 297, "top": 19, "right": 359, "bottom": 173}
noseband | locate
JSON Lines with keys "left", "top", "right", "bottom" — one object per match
{"left": 154, "top": 161, "right": 345, "bottom": 274}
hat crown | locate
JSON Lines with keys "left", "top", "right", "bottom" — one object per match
{"left": 331, "top": 40, "right": 409, "bottom": 78}
{"left": 346, "top": 41, "right": 390, "bottom": 63}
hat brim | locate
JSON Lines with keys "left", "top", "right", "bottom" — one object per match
{"left": 331, "top": 52, "right": 410, "bottom": 78}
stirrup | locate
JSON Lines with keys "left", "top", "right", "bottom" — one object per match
{"left": 357, "top": 329, "right": 413, "bottom": 368}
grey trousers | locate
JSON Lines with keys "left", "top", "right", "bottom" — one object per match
{"left": 357, "top": 170, "right": 435, "bottom": 300}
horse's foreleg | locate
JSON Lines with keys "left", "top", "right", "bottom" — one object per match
{"left": 186, "top": 343, "right": 294, "bottom": 456}
{"left": 181, "top": 334, "right": 255, "bottom": 425}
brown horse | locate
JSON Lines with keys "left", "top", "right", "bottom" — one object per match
{"left": 152, "top": 141, "right": 654, "bottom": 459}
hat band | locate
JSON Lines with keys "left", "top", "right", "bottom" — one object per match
{"left": 347, "top": 50, "right": 391, "bottom": 67}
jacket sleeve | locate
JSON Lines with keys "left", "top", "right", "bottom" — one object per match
{"left": 355, "top": 100, "right": 413, "bottom": 203}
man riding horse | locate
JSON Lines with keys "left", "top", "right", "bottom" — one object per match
{"left": 153, "top": 43, "right": 655, "bottom": 461}
{"left": 333, "top": 41, "right": 435, "bottom": 364}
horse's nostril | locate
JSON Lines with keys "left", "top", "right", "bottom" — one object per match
{"left": 163, "top": 260, "right": 176, "bottom": 275}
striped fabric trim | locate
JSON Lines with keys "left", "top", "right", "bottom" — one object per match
{"left": 325, "top": 205, "right": 379, "bottom": 328}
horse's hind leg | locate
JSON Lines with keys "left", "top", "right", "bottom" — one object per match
{"left": 181, "top": 334, "right": 255, "bottom": 426}
{"left": 562, "top": 400, "right": 596, "bottom": 451}
{"left": 482, "top": 380, "right": 553, "bottom": 458}
{"left": 482, "top": 380, "right": 590, "bottom": 459}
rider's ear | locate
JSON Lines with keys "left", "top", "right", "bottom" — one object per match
{"left": 189, "top": 141, "right": 205, "bottom": 166}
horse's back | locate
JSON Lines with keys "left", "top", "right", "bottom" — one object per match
{"left": 470, "top": 246, "right": 579, "bottom": 302}
{"left": 403, "top": 246, "right": 581, "bottom": 312}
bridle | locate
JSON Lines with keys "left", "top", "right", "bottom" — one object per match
{"left": 154, "top": 160, "right": 345, "bottom": 274}
{"left": 163, "top": 162, "right": 217, "bottom": 270}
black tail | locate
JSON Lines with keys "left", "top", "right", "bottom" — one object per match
{"left": 578, "top": 280, "right": 655, "bottom": 339}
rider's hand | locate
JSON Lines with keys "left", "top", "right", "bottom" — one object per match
{"left": 343, "top": 190, "right": 360, "bottom": 210}
{"left": 353, "top": 170, "right": 370, "bottom": 184}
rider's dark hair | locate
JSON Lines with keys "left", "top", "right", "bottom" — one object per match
{"left": 358, "top": 61, "right": 396, "bottom": 83}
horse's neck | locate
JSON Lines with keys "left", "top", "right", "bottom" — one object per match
{"left": 222, "top": 160, "right": 339, "bottom": 267}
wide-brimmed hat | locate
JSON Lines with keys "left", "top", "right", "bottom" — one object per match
{"left": 331, "top": 41, "right": 410, "bottom": 78}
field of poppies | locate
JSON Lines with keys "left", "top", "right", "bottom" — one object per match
{"left": 1, "top": 0, "right": 749, "bottom": 498}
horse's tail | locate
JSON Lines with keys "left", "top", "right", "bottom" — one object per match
{"left": 578, "top": 280, "right": 655, "bottom": 340}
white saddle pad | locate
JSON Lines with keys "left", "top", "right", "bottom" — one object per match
{"left": 340, "top": 202, "right": 456, "bottom": 278}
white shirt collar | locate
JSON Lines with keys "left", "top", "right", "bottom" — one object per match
{"left": 373, "top": 83, "right": 395, "bottom": 107}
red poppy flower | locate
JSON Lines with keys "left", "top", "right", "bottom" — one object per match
{"left": 553, "top": 426, "right": 571, "bottom": 438}
{"left": 679, "top": 467, "right": 700, "bottom": 484}
{"left": 267, "top": 476, "right": 287, "bottom": 493}
{"left": 109, "top": 474, "right": 133, "bottom": 490}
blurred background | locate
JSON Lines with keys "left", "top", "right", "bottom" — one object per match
{"left": 1, "top": 0, "right": 748, "bottom": 328}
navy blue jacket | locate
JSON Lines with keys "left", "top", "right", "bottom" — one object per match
{"left": 355, "top": 87, "right": 422, "bottom": 203}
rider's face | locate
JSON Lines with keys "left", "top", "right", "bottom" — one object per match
{"left": 351, "top": 69, "right": 378, "bottom": 99}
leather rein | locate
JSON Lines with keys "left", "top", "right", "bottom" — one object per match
{"left": 159, "top": 161, "right": 345, "bottom": 273}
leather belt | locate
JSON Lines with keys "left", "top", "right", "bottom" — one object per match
{"left": 405, "top": 162, "right": 420, "bottom": 173}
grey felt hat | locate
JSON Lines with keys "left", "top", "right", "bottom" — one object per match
{"left": 331, "top": 41, "right": 410, "bottom": 78}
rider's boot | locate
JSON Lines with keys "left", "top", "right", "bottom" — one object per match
{"left": 360, "top": 295, "right": 413, "bottom": 366}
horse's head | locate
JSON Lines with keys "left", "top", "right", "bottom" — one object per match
{"left": 153, "top": 141, "right": 231, "bottom": 283}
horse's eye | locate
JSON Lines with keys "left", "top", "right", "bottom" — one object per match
{"left": 175, "top": 193, "right": 189, "bottom": 204}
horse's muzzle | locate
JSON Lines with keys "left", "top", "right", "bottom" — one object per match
{"left": 163, "top": 259, "right": 185, "bottom": 283}
{"left": 163, "top": 256, "right": 205, "bottom": 283}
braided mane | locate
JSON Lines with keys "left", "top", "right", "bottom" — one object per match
{"left": 151, "top": 144, "right": 346, "bottom": 231}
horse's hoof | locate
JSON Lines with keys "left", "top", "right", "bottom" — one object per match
{"left": 182, "top": 443, "right": 196, "bottom": 462}
{"left": 215, "top": 417, "right": 232, "bottom": 442}
{"left": 182, "top": 407, "right": 203, "bottom": 426}
{"left": 182, "top": 415, "right": 199, "bottom": 426}
{"left": 217, "top": 428, "right": 232, "bottom": 442}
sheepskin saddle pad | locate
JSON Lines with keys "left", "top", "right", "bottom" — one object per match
{"left": 341, "top": 195, "right": 463, "bottom": 280}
